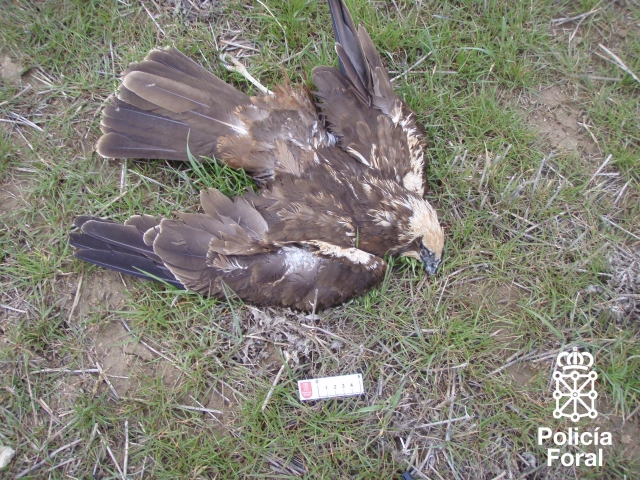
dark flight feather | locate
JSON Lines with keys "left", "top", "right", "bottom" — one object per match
{"left": 72, "top": 0, "right": 444, "bottom": 311}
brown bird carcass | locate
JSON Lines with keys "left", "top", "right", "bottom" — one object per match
{"left": 71, "top": 0, "right": 444, "bottom": 311}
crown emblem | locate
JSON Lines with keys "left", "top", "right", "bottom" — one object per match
{"left": 556, "top": 347, "right": 594, "bottom": 370}
{"left": 552, "top": 347, "right": 598, "bottom": 422}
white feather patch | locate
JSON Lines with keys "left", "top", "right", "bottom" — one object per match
{"left": 281, "top": 247, "right": 319, "bottom": 274}
{"left": 402, "top": 171, "right": 423, "bottom": 194}
{"left": 310, "top": 241, "right": 379, "bottom": 269}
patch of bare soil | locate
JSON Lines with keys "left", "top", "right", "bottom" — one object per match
{"left": 505, "top": 363, "right": 540, "bottom": 386}
{"left": 525, "top": 86, "right": 599, "bottom": 156}
{"left": 69, "top": 271, "right": 237, "bottom": 426}
{"left": 74, "top": 271, "right": 127, "bottom": 319}
{"left": 0, "top": 179, "right": 29, "bottom": 217}
{"left": 89, "top": 319, "right": 235, "bottom": 432}
{"left": 0, "top": 55, "right": 23, "bottom": 86}
{"left": 92, "top": 320, "right": 180, "bottom": 395}
{"left": 595, "top": 397, "right": 640, "bottom": 466}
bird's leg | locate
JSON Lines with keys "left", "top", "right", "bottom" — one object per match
{"left": 220, "top": 53, "right": 274, "bottom": 96}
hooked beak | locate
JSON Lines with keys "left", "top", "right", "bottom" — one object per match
{"left": 420, "top": 247, "right": 441, "bottom": 276}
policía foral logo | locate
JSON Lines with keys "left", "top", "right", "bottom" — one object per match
{"left": 538, "top": 346, "right": 612, "bottom": 468}
{"left": 552, "top": 347, "right": 598, "bottom": 422}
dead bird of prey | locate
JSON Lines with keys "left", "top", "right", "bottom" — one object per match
{"left": 71, "top": 0, "right": 444, "bottom": 311}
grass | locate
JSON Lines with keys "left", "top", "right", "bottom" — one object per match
{"left": 1, "top": 0, "right": 639, "bottom": 478}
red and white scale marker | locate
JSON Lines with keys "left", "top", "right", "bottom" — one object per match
{"left": 298, "top": 373, "right": 364, "bottom": 401}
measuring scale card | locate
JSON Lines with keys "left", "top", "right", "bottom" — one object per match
{"left": 298, "top": 373, "right": 364, "bottom": 401}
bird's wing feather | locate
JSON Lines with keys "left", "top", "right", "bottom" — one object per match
{"left": 71, "top": 188, "right": 386, "bottom": 311}
{"left": 314, "top": 0, "right": 427, "bottom": 196}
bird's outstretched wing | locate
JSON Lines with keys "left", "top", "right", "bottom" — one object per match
{"left": 71, "top": 189, "right": 386, "bottom": 311}
{"left": 313, "top": 0, "right": 427, "bottom": 196}
{"left": 97, "top": 47, "right": 335, "bottom": 186}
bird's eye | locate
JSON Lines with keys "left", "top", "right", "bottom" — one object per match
{"left": 420, "top": 244, "right": 433, "bottom": 259}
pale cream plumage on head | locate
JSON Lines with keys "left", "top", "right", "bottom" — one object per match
{"left": 71, "top": 0, "right": 444, "bottom": 311}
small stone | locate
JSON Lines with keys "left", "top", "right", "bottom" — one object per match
{"left": 0, "top": 56, "right": 23, "bottom": 86}
{"left": 0, "top": 445, "right": 16, "bottom": 469}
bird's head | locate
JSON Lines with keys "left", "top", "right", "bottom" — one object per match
{"left": 400, "top": 196, "right": 444, "bottom": 275}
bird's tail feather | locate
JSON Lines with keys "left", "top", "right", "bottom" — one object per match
{"left": 70, "top": 216, "right": 184, "bottom": 288}
{"left": 97, "top": 47, "right": 252, "bottom": 162}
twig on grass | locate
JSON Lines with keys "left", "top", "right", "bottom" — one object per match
{"left": 600, "top": 215, "right": 640, "bottom": 241}
{"left": 262, "top": 351, "right": 290, "bottom": 411}
{"left": 46, "top": 456, "right": 77, "bottom": 473}
{"left": 93, "top": 359, "right": 120, "bottom": 400}
{"left": 0, "top": 84, "right": 31, "bottom": 107}
{"left": 1, "top": 303, "right": 26, "bottom": 313}
{"left": 123, "top": 419, "right": 129, "bottom": 478}
{"left": 597, "top": 44, "right": 640, "bottom": 85}
{"left": 120, "top": 160, "right": 127, "bottom": 193}
{"left": 23, "top": 354, "right": 38, "bottom": 425}
{"left": 175, "top": 404, "right": 223, "bottom": 414}
{"left": 220, "top": 39, "right": 260, "bottom": 52}
{"left": 32, "top": 368, "right": 100, "bottom": 375}
{"left": 139, "top": 0, "right": 165, "bottom": 36}
{"left": 569, "top": 74, "right": 621, "bottom": 82}
{"left": 310, "top": 288, "right": 319, "bottom": 319}
{"left": 489, "top": 349, "right": 536, "bottom": 376}
{"left": 97, "top": 428, "right": 125, "bottom": 479}
{"left": 391, "top": 52, "right": 431, "bottom": 83}
{"left": 614, "top": 179, "right": 631, "bottom": 205}
{"left": 15, "top": 438, "right": 82, "bottom": 478}
{"left": 445, "top": 374, "right": 457, "bottom": 442}
{"left": 544, "top": 180, "right": 564, "bottom": 210}
{"left": 38, "top": 398, "right": 61, "bottom": 425}
{"left": 427, "top": 363, "right": 468, "bottom": 373}
{"left": 580, "top": 118, "right": 603, "bottom": 146}
{"left": 531, "top": 153, "right": 553, "bottom": 198}
{"left": 552, "top": 6, "right": 603, "bottom": 25}
{"left": 1, "top": 112, "right": 44, "bottom": 131}
{"left": 435, "top": 274, "right": 449, "bottom": 316}
{"left": 67, "top": 273, "right": 83, "bottom": 322}
{"left": 414, "top": 414, "right": 473, "bottom": 430}
{"left": 587, "top": 154, "right": 612, "bottom": 186}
